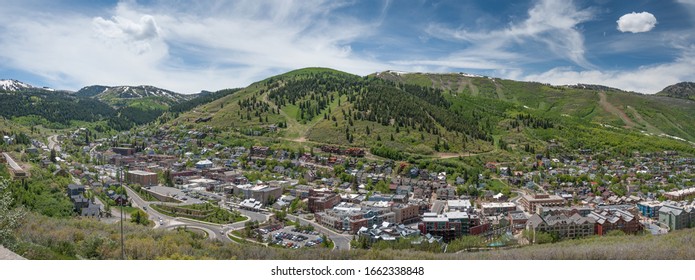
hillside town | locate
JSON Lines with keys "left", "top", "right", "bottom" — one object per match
{"left": 4, "top": 125, "right": 693, "bottom": 252}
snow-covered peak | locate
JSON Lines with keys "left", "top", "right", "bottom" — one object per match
{"left": 0, "top": 79, "right": 34, "bottom": 91}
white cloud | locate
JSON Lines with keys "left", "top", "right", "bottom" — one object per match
{"left": 423, "top": 0, "right": 595, "bottom": 69}
{"left": 520, "top": 49, "right": 695, "bottom": 94}
{"left": 0, "top": 1, "right": 392, "bottom": 93}
{"left": 93, "top": 15, "right": 159, "bottom": 41}
{"left": 617, "top": 12, "right": 657, "bottom": 33}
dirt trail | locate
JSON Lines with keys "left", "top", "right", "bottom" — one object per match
{"left": 433, "top": 150, "right": 494, "bottom": 159}
{"left": 598, "top": 91, "right": 636, "bottom": 128}
{"left": 626, "top": 106, "right": 662, "bottom": 134}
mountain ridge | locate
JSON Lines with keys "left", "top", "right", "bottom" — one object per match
{"left": 656, "top": 82, "right": 695, "bottom": 101}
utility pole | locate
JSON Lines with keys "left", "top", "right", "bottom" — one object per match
{"left": 119, "top": 166, "right": 125, "bottom": 260}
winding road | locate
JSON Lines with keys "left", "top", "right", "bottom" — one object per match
{"left": 123, "top": 186, "right": 268, "bottom": 243}
{"left": 47, "top": 135, "right": 61, "bottom": 152}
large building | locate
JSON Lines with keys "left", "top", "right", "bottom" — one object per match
{"left": 112, "top": 147, "right": 136, "bottom": 156}
{"left": 588, "top": 209, "right": 642, "bottom": 235}
{"left": 481, "top": 202, "right": 517, "bottom": 215}
{"left": 392, "top": 203, "right": 421, "bottom": 224}
{"left": 637, "top": 201, "right": 662, "bottom": 218}
{"left": 519, "top": 194, "right": 565, "bottom": 213}
{"left": 308, "top": 191, "right": 341, "bottom": 213}
{"left": 315, "top": 208, "right": 395, "bottom": 234}
{"left": 417, "top": 212, "right": 479, "bottom": 242}
{"left": 663, "top": 187, "right": 695, "bottom": 201}
{"left": 233, "top": 184, "right": 283, "bottom": 205}
{"left": 526, "top": 213, "right": 595, "bottom": 239}
{"left": 125, "top": 170, "right": 158, "bottom": 187}
{"left": 658, "top": 204, "right": 695, "bottom": 231}
{"left": 539, "top": 206, "right": 594, "bottom": 217}
{"left": 508, "top": 210, "right": 529, "bottom": 231}
{"left": 447, "top": 200, "right": 473, "bottom": 212}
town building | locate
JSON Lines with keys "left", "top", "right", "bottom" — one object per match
{"left": 315, "top": 208, "right": 395, "bottom": 234}
{"left": 663, "top": 187, "right": 695, "bottom": 201}
{"left": 508, "top": 210, "right": 529, "bottom": 231}
{"left": 658, "top": 204, "right": 695, "bottom": 231}
{"left": 480, "top": 202, "right": 517, "bottom": 215}
{"left": 637, "top": 201, "right": 662, "bottom": 218}
{"left": 417, "top": 212, "right": 477, "bottom": 242}
{"left": 112, "top": 147, "right": 136, "bottom": 156}
{"left": 239, "top": 198, "right": 263, "bottom": 211}
{"left": 233, "top": 184, "right": 283, "bottom": 205}
{"left": 308, "top": 191, "right": 341, "bottom": 213}
{"left": 447, "top": 200, "right": 473, "bottom": 212}
{"left": 125, "top": 170, "right": 158, "bottom": 187}
{"left": 67, "top": 184, "right": 86, "bottom": 197}
{"left": 588, "top": 209, "right": 642, "bottom": 235}
{"left": 539, "top": 205, "right": 594, "bottom": 217}
{"left": 250, "top": 146, "right": 270, "bottom": 157}
{"left": 391, "top": 203, "right": 421, "bottom": 224}
{"left": 357, "top": 222, "right": 420, "bottom": 243}
{"left": 519, "top": 193, "right": 565, "bottom": 213}
{"left": 195, "top": 159, "right": 214, "bottom": 170}
{"left": 526, "top": 213, "right": 595, "bottom": 239}
{"left": 290, "top": 185, "right": 314, "bottom": 199}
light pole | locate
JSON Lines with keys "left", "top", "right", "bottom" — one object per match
{"left": 118, "top": 165, "right": 129, "bottom": 260}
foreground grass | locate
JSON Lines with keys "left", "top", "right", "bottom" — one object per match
{"left": 9, "top": 213, "right": 695, "bottom": 260}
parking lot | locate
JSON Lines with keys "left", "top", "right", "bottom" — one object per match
{"left": 147, "top": 185, "right": 204, "bottom": 204}
{"left": 264, "top": 226, "right": 324, "bottom": 249}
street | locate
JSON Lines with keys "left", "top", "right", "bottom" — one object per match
{"left": 286, "top": 213, "right": 352, "bottom": 251}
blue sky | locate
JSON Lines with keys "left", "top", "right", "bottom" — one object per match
{"left": 0, "top": 0, "right": 694, "bottom": 94}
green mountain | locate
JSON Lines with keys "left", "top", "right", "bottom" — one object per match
{"left": 74, "top": 85, "right": 197, "bottom": 129}
{"left": 169, "top": 68, "right": 695, "bottom": 158}
{"left": 75, "top": 85, "right": 193, "bottom": 109}
{"left": 0, "top": 88, "right": 117, "bottom": 128}
{"left": 374, "top": 71, "right": 695, "bottom": 142}
{"left": 656, "top": 82, "right": 695, "bottom": 101}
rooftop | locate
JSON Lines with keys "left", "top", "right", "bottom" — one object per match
{"left": 127, "top": 170, "right": 157, "bottom": 176}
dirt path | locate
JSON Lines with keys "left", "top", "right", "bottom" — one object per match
{"left": 433, "top": 150, "right": 494, "bottom": 159}
{"left": 626, "top": 106, "right": 662, "bottom": 134}
{"left": 598, "top": 91, "right": 636, "bottom": 128}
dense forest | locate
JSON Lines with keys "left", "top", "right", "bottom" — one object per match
{"left": 0, "top": 91, "right": 116, "bottom": 125}
{"left": 169, "top": 88, "right": 242, "bottom": 113}
{"left": 264, "top": 71, "right": 500, "bottom": 143}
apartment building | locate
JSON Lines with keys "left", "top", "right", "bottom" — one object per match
{"left": 519, "top": 193, "right": 565, "bottom": 213}
{"left": 526, "top": 213, "right": 595, "bottom": 239}
{"left": 125, "top": 170, "right": 158, "bottom": 187}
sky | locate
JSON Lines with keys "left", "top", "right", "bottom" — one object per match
{"left": 0, "top": 0, "right": 694, "bottom": 94}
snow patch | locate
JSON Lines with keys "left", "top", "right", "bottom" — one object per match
{"left": 0, "top": 79, "right": 33, "bottom": 91}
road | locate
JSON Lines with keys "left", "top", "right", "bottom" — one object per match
{"left": 122, "top": 185, "right": 267, "bottom": 243}
{"left": 287, "top": 213, "right": 352, "bottom": 251}
{"left": 47, "top": 135, "right": 61, "bottom": 152}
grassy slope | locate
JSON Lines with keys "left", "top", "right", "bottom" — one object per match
{"left": 170, "top": 68, "right": 493, "bottom": 155}
{"left": 167, "top": 68, "right": 694, "bottom": 158}
{"left": 12, "top": 212, "right": 695, "bottom": 260}
{"left": 377, "top": 71, "right": 695, "bottom": 144}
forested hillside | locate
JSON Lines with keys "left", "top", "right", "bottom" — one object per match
{"left": 0, "top": 90, "right": 116, "bottom": 126}
{"left": 169, "top": 68, "right": 695, "bottom": 159}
